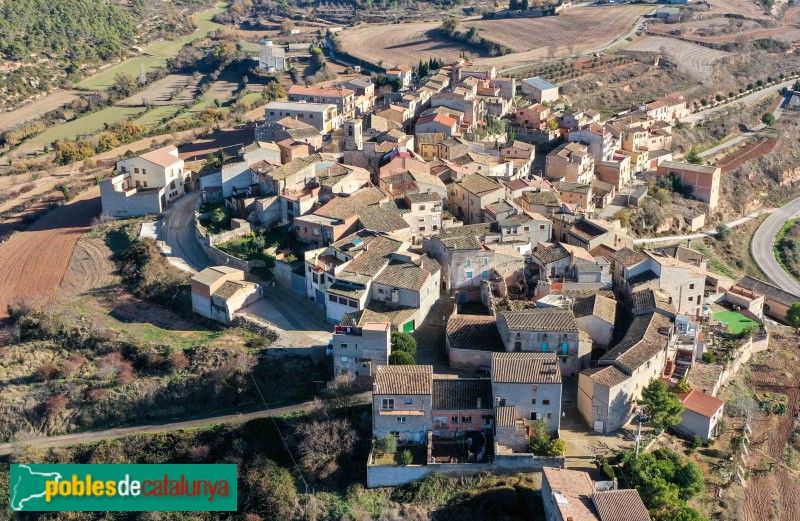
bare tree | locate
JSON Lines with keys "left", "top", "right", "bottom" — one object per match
{"left": 296, "top": 416, "right": 359, "bottom": 478}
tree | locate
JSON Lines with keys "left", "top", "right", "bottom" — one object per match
{"left": 441, "top": 17, "right": 460, "bottom": 35}
{"left": 786, "top": 302, "right": 800, "bottom": 331}
{"left": 673, "top": 378, "right": 691, "bottom": 394}
{"left": 396, "top": 449, "right": 413, "bottom": 465}
{"left": 210, "top": 207, "right": 229, "bottom": 229}
{"left": 685, "top": 148, "right": 702, "bottom": 165}
{"left": 296, "top": 415, "right": 358, "bottom": 478}
{"left": 113, "top": 72, "right": 138, "bottom": 97}
{"left": 640, "top": 379, "right": 685, "bottom": 430}
{"left": 389, "top": 351, "right": 415, "bottom": 365}
{"left": 715, "top": 223, "right": 732, "bottom": 243}
{"left": 375, "top": 434, "right": 397, "bottom": 455}
{"left": 391, "top": 332, "right": 417, "bottom": 356}
{"left": 761, "top": 111, "right": 777, "bottom": 126}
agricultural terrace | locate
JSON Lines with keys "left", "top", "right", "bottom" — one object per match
{"left": 338, "top": 5, "right": 651, "bottom": 70}
{"left": 75, "top": 2, "right": 229, "bottom": 90}
{"left": 625, "top": 36, "right": 730, "bottom": 77}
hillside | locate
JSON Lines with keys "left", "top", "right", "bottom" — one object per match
{"left": 0, "top": 0, "right": 215, "bottom": 109}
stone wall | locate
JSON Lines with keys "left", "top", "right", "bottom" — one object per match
{"left": 194, "top": 199, "right": 265, "bottom": 272}
{"left": 367, "top": 465, "right": 430, "bottom": 488}
{"left": 493, "top": 452, "right": 565, "bottom": 472}
{"left": 718, "top": 332, "right": 770, "bottom": 387}
{"left": 449, "top": 347, "right": 493, "bottom": 370}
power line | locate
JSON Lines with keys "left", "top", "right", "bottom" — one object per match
{"left": 249, "top": 371, "right": 311, "bottom": 494}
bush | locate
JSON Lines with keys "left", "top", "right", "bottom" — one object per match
{"left": 391, "top": 332, "right": 417, "bottom": 356}
{"left": 376, "top": 434, "right": 398, "bottom": 455}
{"left": 600, "top": 461, "right": 616, "bottom": 480}
{"left": 389, "top": 351, "right": 415, "bottom": 365}
{"left": 702, "top": 351, "right": 717, "bottom": 363}
{"left": 691, "top": 435, "right": 703, "bottom": 449}
{"left": 396, "top": 449, "right": 413, "bottom": 466}
{"left": 761, "top": 111, "right": 776, "bottom": 126}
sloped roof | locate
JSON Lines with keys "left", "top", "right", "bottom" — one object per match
{"left": 139, "top": 145, "right": 180, "bottom": 167}
{"left": 491, "top": 352, "right": 561, "bottom": 384}
{"left": 679, "top": 388, "right": 725, "bottom": 418}
{"left": 457, "top": 174, "right": 503, "bottom": 196}
{"left": 541, "top": 467, "right": 596, "bottom": 521}
{"left": 374, "top": 365, "right": 433, "bottom": 395}
{"left": 610, "top": 247, "right": 647, "bottom": 268}
{"left": 499, "top": 308, "right": 578, "bottom": 332}
{"left": 592, "top": 489, "right": 651, "bottom": 521}
{"left": 315, "top": 187, "right": 387, "bottom": 220}
{"left": 357, "top": 204, "right": 410, "bottom": 233}
{"left": 582, "top": 365, "right": 629, "bottom": 388}
{"left": 373, "top": 259, "right": 433, "bottom": 291}
{"left": 531, "top": 243, "right": 570, "bottom": 265}
{"left": 573, "top": 294, "right": 617, "bottom": 324}
{"left": 433, "top": 379, "right": 493, "bottom": 410}
{"left": 737, "top": 275, "right": 800, "bottom": 308}
{"left": 600, "top": 313, "right": 670, "bottom": 374}
{"left": 446, "top": 315, "right": 505, "bottom": 352}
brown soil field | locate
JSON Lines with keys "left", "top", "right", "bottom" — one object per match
{"left": 625, "top": 35, "right": 730, "bottom": 77}
{"left": 741, "top": 332, "right": 800, "bottom": 521}
{"left": 720, "top": 138, "right": 779, "bottom": 173}
{"left": 338, "top": 5, "right": 650, "bottom": 70}
{"left": 60, "top": 234, "right": 117, "bottom": 295}
{"left": 649, "top": 5, "right": 800, "bottom": 44}
{"left": 707, "top": 0, "right": 770, "bottom": 19}
{"left": 0, "top": 188, "right": 100, "bottom": 318}
{"left": 0, "top": 90, "right": 80, "bottom": 133}
{"left": 116, "top": 74, "right": 197, "bottom": 107}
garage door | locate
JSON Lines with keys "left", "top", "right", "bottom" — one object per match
{"left": 403, "top": 320, "right": 415, "bottom": 333}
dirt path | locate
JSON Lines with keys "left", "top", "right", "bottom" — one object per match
{"left": 649, "top": 5, "right": 800, "bottom": 44}
{"left": 0, "top": 188, "right": 100, "bottom": 318}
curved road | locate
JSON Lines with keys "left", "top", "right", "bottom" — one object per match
{"left": 752, "top": 195, "right": 800, "bottom": 296}
{"left": 159, "top": 191, "right": 212, "bottom": 274}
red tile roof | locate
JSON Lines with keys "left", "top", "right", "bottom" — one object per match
{"left": 679, "top": 389, "right": 724, "bottom": 418}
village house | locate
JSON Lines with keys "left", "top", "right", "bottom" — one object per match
{"left": 415, "top": 113, "right": 459, "bottom": 137}
{"left": 258, "top": 40, "right": 285, "bottom": 71}
{"left": 385, "top": 64, "right": 413, "bottom": 87}
{"left": 372, "top": 365, "right": 433, "bottom": 442}
{"left": 521, "top": 77, "right": 559, "bottom": 103}
{"left": 656, "top": 161, "right": 721, "bottom": 210}
{"left": 496, "top": 308, "right": 591, "bottom": 378}
{"left": 432, "top": 379, "right": 494, "bottom": 438}
{"left": 254, "top": 116, "right": 323, "bottom": 150}
{"left": 567, "top": 124, "right": 616, "bottom": 162}
{"left": 546, "top": 142, "right": 595, "bottom": 184}
{"left": 515, "top": 103, "right": 550, "bottom": 129}
{"left": 541, "top": 467, "right": 651, "bottom": 521}
{"left": 190, "top": 266, "right": 261, "bottom": 324}
{"left": 264, "top": 101, "right": 340, "bottom": 133}
{"left": 492, "top": 352, "right": 562, "bottom": 443}
{"left": 638, "top": 94, "right": 690, "bottom": 122}
{"left": 733, "top": 276, "right": 800, "bottom": 323}
{"left": 595, "top": 153, "right": 633, "bottom": 190}
{"left": 573, "top": 294, "right": 617, "bottom": 347}
{"left": 555, "top": 182, "right": 594, "bottom": 213}
{"left": 448, "top": 174, "right": 505, "bottom": 224}
{"left": 578, "top": 312, "right": 672, "bottom": 433}
{"left": 101, "top": 145, "right": 191, "bottom": 217}
{"left": 288, "top": 85, "right": 357, "bottom": 120}
{"left": 332, "top": 321, "right": 392, "bottom": 381}
{"left": 676, "top": 388, "right": 725, "bottom": 442}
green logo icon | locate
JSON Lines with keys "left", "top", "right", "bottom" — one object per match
{"left": 9, "top": 464, "right": 237, "bottom": 511}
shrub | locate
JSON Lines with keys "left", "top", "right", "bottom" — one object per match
{"left": 396, "top": 449, "right": 413, "bottom": 466}
{"left": 376, "top": 434, "right": 398, "bottom": 455}
{"left": 702, "top": 351, "right": 717, "bottom": 363}
{"left": 389, "top": 351, "right": 415, "bottom": 365}
{"left": 691, "top": 435, "right": 703, "bottom": 449}
{"left": 391, "top": 332, "right": 417, "bottom": 356}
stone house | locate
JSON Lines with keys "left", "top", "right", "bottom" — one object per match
{"left": 332, "top": 321, "right": 391, "bottom": 381}
{"left": 573, "top": 294, "right": 617, "bottom": 347}
{"left": 448, "top": 174, "right": 505, "bottom": 224}
{"left": 190, "top": 266, "right": 261, "bottom": 324}
{"left": 546, "top": 142, "right": 594, "bottom": 184}
{"left": 372, "top": 365, "right": 433, "bottom": 442}
{"left": 431, "top": 379, "right": 494, "bottom": 438}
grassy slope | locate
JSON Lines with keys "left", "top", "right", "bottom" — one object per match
{"left": 75, "top": 2, "right": 228, "bottom": 90}
{"left": 29, "top": 106, "right": 146, "bottom": 145}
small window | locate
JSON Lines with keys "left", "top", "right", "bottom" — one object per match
{"left": 465, "top": 271, "right": 473, "bottom": 278}
{"left": 451, "top": 416, "right": 458, "bottom": 423}
{"left": 688, "top": 296, "right": 693, "bottom": 302}
{"left": 531, "top": 384, "right": 538, "bottom": 392}
{"left": 397, "top": 416, "right": 406, "bottom": 423}
{"left": 543, "top": 400, "right": 550, "bottom": 405}
{"left": 515, "top": 341, "right": 522, "bottom": 350}
{"left": 466, "top": 259, "right": 471, "bottom": 267}
{"left": 340, "top": 343, "right": 347, "bottom": 349}
{"left": 420, "top": 205, "right": 426, "bottom": 210}
{"left": 404, "top": 398, "right": 412, "bottom": 405}
{"left": 378, "top": 288, "right": 384, "bottom": 294}
{"left": 462, "top": 416, "right": 472, "bottom": 423}
{"left": 689, "top": 283, "right": 695, "bottom": 290}
{"left": 481, "top": 258, "right": 488, "bottom": 266}
{"left": 531, "top": 399, "right": 537, "bottom": 405}
{"left": 524, "top": 226, "right": 530, "bottom": 231}
{"left": 329, "top": 294, "right": 338, "bottom": 303}
{"left": 340, "top": 356, "right": 347, "bottom": 362}
{"left": 382, "top": 399, "right": 395, "bottom": 410}
{"left": 547, "top": 412, "right": 552, "bottom": 420}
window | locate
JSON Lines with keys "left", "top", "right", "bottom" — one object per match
{"left": 340, "top": 356, "right": 347, "bottom": 362}
{"left": 382, "top": 399, "right": 395, "bottom": 410}
{"left": 482, "top": 271, "right": 489, "bottom": 279}
{"left": 688, "top": 296, "right": 693, "bottom": 302}
{"left": 378, "top": 288, "right": 384, "bottom": 294}
{"left": 481, "top": 258, "right": 488, "bottom": 266}
{"left": 327, "top": 276, "right": 333, "bottom": 283}
{"left": 531, "top": 384, "right": 538, "bottom": 392}
{"left": 531, "top": 399, "right": 537, "bottom": 405}
{"left": 340, "top": 343, "right": 347, "bottom": 349}
{"left": 309, "top": 114, "right": 314, "bottom": 119}
{"left": 419, "top": 226, "right": 425, "bottom": 231}
{"left": 562, "top": 342, "right": 569, "bottom": 355}
{"left": 298, "top": 114, "right": 304, "bottom": 119}
{"left": 418, "top": 217, "right": 425, "bottom": 222}
{"left": 404, "top": 398, "right": 412, "bottom": 405}
{"left": 531, "top": 412, "right": 539, "bottom": 420}
{"left": 348, "top": 299, "right": 358, "bottom": 308}
{"left": 465, "top": 271, "right": 473, "bottom": 278}
{"left": 420, "top": 205, "right": 426, "bottom": 210}
{"left": 689, "top": 283, "right": 695, "bottom": 290}
{"left": 142, "top": 169, "right": 146, "bottom": 175}
{"left": 524, "top": 226, "right": 530, "bottom": 231}
{"left": 462, "top": 416, "right": 472, "bottom": 423}
{"left": 269, "top": 111, "right": 275, "bottom": 116}
{"left": 539, "top": 225, "right": 546, "bottom": 230}
{"left": 543, "top": 399, "right": 550, "bottom": 405}
{"left": 329, "top": 294, "right": 337, "bottom": 303}
{"left": 465, "top": 259, "right": 471, "bottom": 267}
{"left": 397, "top": 416, "right": 406, "bottom": 423}
{"left": 451, "top": 416, "right": 458, "bottom": 423}
{"left": 134, "top": 168, "right": 139, "bottom": 174}
{"left": 541, "top": 342, "right": 549, "bottom": 352}
{"left": 307, "top": 266, "right": 312, "bottom": 273}
{"left": 515, "top": 341, "right": 522, "bottom": 350}
{"left": 313, "top": 274, "right": 319, "bottom": 284}
{"left": 547, "top": 412, "right": 552, "bottom": 420}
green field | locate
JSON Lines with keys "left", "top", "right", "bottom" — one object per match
{"left": 30, "top": 106, "right": 147, "bottom": 145}
{"left": 132, "top": 105, "right": 183, "bottom": 128}
{"left": 75, "top": 3, "right": 228, "bottom": 90}
{"left": 713, "top": 310, "right": 760, "bottom": 334}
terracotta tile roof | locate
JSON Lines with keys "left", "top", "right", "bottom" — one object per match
{"left": 417, "top": 113, "right": 457, "bottom": 127}
{"left": 499, "top": 308, "right": 578, "bottom": 332}
{"left": 679, "top": 388, "right": 724, "bottom": 418}
{"left": 737, "top": 276, "right": 800, "bottom": 307}
{"left": 573, "top": 294, "right": 617, "bottom": 324}
{"left": 432, "top": 379, "right": 493, "bottom": 410}
{"left": 570, "top": 219, "right": 609, "bottom": 241}
{"left": 139, "top": 145, "right": 181, "bottom": 167}
{"left": 357, "top": 204, "right": 409, "bottom": 233}
{"left": 374, "top": 365, "right": 433, "bottom": 395}
{"left": 440, "top": 235, "right": 483, "bottom": 251}
{"left": 592, "top": 489, "right": 651, "bottom": 521}
{"left": 590, "top": 244, "right": 617, "bottom": 261}
{"left": 340, "top": 235, "right": 402, "bottom": 277}
{"left": 531, "top": 243, "right": 570, "bottom": 265}
{"left": 456, "top": 174, "right": 503, "bottom": 196}
{"left": 491, "top": 352, "right": 562, "bottom": 384}
{"left": 485, "top": 200, "right": 515, "bottom": 215}
{"left": 542, "top": 467, "right": 597, "bottom": 521}
{"left": 600, "top": 313, "right": 671, "bottom": 374}
{"left": 610, "top": 247, "right": 647, "bottom": 268}
{"left": 373, "top": 259, "right": 434, "bottom": 291}
{"left": 582, "top": 365, "right": 629, "bottom": 388}
{"left": 288, "top": 85, "right": 354, "bottom": 98}
{"left": 495, "top": 406, "right": 517, "bottom": 427}
{"left": 446, "top": 315, "right": 505, "bottom": 352}
{"left": 315, "top": 187, "right": 387, "bottom": 220}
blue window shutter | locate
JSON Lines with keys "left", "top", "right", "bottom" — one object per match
{"left": 542, "top": 342, "right": 548, "bottom": 352}
{"left": 562, "top": 342, "right": 568, "bottom": 355}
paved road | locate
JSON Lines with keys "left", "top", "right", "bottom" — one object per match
{"left": 682, "top": 80, "right": 795, "bottom": 125}
{"left": 0, "top": 393, "right": 370, "bottom": 456}
{"left": 752, "top": 195, "right": 800, "bottom": 296}
{"left": 159, "top": 191, "right": 211, "bottom": 274}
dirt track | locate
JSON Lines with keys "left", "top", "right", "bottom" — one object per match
{"left": 0, "top": 188, "right": 100, "bottom": 318}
